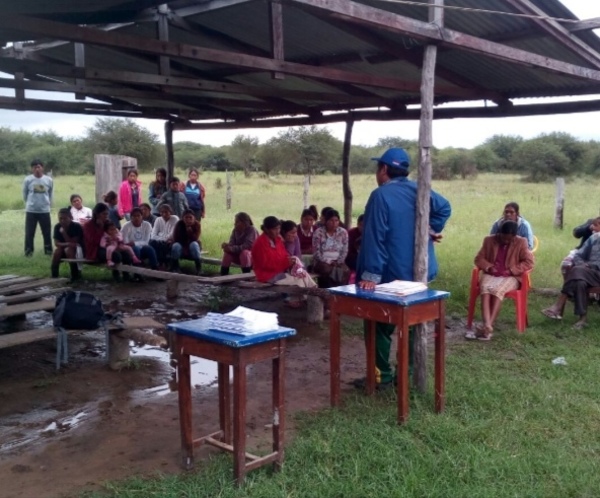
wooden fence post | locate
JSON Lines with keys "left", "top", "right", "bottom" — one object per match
{"left": 342, "top": 119, "right": 354, "bottom": 229}
{"left": 226, "top": 170, "right": 232, "bottom": 211}
{"left": 303, "top": 174, "right": 310, "bottom": 209}
{"left": 554, "top": 178, "right": 565, "bottom": 229}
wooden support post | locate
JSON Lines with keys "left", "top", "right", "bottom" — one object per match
{"left": 226, "top": 170, "right": 232, "bottom": 211}
{"left": 108, "top": 331, "right": 131, "bottom": 370}
{"left": 166, "top": 279, "right": 180, "bottom": 299}
{"left": 303, "top": 174, "right": 309, "bottom": 209}
{"left": 165, "top": 120, "right": 175, "bottom": 181}
{"left": 157, "top": 4, "right": 171, "bottom": 77}
{"left": 269, "top": 0, "right": 285, "bottom": 80}
{"left": 74, "top": 42, "right": 85, "bottom": 100}
{"left": 413, "top": 0, "right": 443, "bottom": 394}
{"left": 306, "top": 295, "right": 324, "bottom": 323}
{"left": 554, "top": 177, "right": 565, "bottom": 229}
{"left": 342, "top": 118, "right": 354, "bottom": 228}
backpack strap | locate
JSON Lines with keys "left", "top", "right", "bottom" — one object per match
{"left": 55, "top": 326, "right": 68, "bottom": 370}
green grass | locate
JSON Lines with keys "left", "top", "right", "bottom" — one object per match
{"left": 3, "top": 172, "right": 600, "bottom": 496}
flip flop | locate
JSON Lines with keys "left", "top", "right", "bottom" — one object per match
{"left": 477, "top": 333, "right": 493, "bottom": 341}
{"left": 572, "top": 321, "right": 588, "bottom": 330}
{"left": 542, "top": 308, "right": 562, "bottom": 320}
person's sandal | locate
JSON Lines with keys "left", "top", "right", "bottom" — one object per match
{"left": 542, "top": 308, "right": 562, "bottom": 320}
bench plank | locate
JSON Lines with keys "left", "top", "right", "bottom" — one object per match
{"left": 197, "top": 273, "right": 256, "bottom": 285}
{"left": 0, "top": 275, "right": 19, "bottom": 282}
{"left": 0, "top": 276, "right": 37, "bottom": 288}
{"left": 0, "top": 278, "right": 68, "bottom": 296}
{"left": 0, "top": 299, "right": 56, "bottom": 318}
{"left": 0, "top": 287, "right": 70, "bottom": 305}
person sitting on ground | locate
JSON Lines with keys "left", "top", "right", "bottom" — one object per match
{"left": 468, "top": 220, "right": 534, "bottom": 341}
{"left": 251, "top": 216, "right": 317, "bottom": 289}
{"left": 490, "top": 201, "right": 534, "bottom": 250}
{"left": 121, "top": 207, "right": 158, "bottom": 272}
{"left": 543, "top": 217, "right": 600, "bottom": 330}
{"left": 149, "top": 168, "right": 168, "bottom": 216}
{"left": 100, "top": 222, "right": 141, "bottom": 268}
{"left": 83, "top": 203, "right": 133, "bottom": 281}
{"left": 170, "top": 209, "right": 202, "bottom": 275}
{"left": 220, "top": 212, "right": 258, "bottom": 276}
{"left": 51, "top": 208, "right": 84, "bottom": 281}
{"left": 139, "top": 203, "right": 156, "bottom": 227}
{"left": 312, "top": 209, "right": 350, "bottom": 288}
{"left": 150, "top": 204, "right": 179, "bottom": 268}
{"left": 281, "top": 220, "right": 302, "bottom": 259}
{"left": 118, "top": 169, "right": 143, "bottom": 221}
{"left": 69, "top": 194, "right": 92, "bottom": 224}
{"left": 345, "top": 214, "right": 364, "bottom": 272}
{"left": 158, "top": 176, "right": 189, "bottom": 219}
{"left": 181, "top": 168, "right": 206, "bottom": 221}
{"left": 103, "top": 191, "right": 122, "bottom": 229}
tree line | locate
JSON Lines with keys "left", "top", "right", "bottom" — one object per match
{"left": 1, "top": 118, "right": 599, "bottom": 182}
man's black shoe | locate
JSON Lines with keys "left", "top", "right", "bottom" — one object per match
{"left": 351, "top": 377, "right": 394, "bottom": 392}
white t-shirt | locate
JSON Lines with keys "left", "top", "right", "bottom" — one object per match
{"left": 151, "top": 216, "right": 179, "bottom": 242}
{"left": 70, "top": 206, "right": 92, "bottom": 224}
{"left": 121, "top": 220, "right": 153, "bottom": 247}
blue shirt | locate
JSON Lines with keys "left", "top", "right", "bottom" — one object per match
{"left": 490, "top": 216, "right": 534, "bottom": 250}
{"left": 357, "top": 177, "right": 451, "bottom": 284}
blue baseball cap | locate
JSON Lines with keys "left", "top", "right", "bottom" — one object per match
{"left": 371, "top": 148, "right": 410, "bottom": 171}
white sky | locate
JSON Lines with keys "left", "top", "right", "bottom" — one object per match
{"left": 0, "top": 0, "right": 599, "bottom": 149}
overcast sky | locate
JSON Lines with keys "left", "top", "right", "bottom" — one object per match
{"left": 1, "top": 0, "right": 599, "bottom": 149}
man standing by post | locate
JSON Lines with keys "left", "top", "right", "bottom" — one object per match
{"left": 354, "top": 148, "right": 451, "bottom": 390}
{"left": 23, "top": 159, "right": 53, "bottom": 257}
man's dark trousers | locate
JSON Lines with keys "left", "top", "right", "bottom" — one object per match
{"left": 24, "top": 212, "right": 52, "bottom": 256}
{"left": 367, "top": 322, "right": 415, "bottom": 384}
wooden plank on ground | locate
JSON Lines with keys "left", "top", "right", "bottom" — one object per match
{"left": 61, "top": 258, "right": 95, "bottom": 264}
{"left": 0, "top": 287, "right": 70, "bottom": 305}
{"left": 0, "top": 299, "right": 56, "bottom": 318}
{"left": 0, "top": 278, "right": 68, "bottom": 296}
{"left": 196, "top": 272, "right": 256, "bottom": 285}
{"left": 112, "top": 264, "right": 202, "bottom": 283}
{"left": 0, "top": 316, "right": 164, "bottom": 349}
{"left": 0, "top": 275, "right": 19, "bottom": 282}
{"left": 0, "top": 276, "right": 37, "bottom": 288}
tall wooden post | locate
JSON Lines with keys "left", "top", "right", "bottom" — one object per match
{"left": 413, "top": 0, "right": 443, "bottom": 394}
{"left": 303, "top": 175, "right": 310, "bottom": 209}
{"left": 342, "top": 118, "right": 354, "bottom": 229}
{"left": 226, "top": 170, "right": 232, "bottom": 211}
{"left": 165, "top": 120, "right": 175, "bottom": 181}
{"left": 554, "top": 178, "right": 565, "bottom": 229}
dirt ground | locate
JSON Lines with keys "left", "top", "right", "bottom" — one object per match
{"left": 0, "top": 280, "right": 377, "bottom": 498}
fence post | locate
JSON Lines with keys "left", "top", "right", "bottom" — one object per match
{"left": 226, "top": 171, "right": 232, "bottom": 211}
{"left": 554, "top": 178, "right": 565, "bottom": 229}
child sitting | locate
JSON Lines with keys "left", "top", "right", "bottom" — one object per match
{"left": 170, "top": 209, "right": 202, "bottom": 274}
{"left": 100, "top": 222, "right": 140, "bottom": 268}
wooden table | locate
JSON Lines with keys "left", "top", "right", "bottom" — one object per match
{"left": 328, "top": 285, "right": 450, "bottom": 424}
{"left": 167, "top": 318, "right": 296, "bottom": 485}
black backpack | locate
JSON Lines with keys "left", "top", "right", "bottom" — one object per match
{"left": 53, "top": 291, "right": 107, "bottom": 330}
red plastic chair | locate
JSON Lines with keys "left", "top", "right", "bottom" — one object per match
{"left": 466, "top": 268, "right": 530, "bottom": 333}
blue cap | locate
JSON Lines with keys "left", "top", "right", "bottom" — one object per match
{"left": 371, "top": 148, "right": 410, "bottom": 171}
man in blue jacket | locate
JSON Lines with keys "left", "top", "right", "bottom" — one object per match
{"left": 355, "top": 148, "right": 451, "bottom": 389}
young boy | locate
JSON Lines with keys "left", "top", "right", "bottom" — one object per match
{"left": 51, "top": 208, "right": 84, "bottom": 280}
{"left": 171, "top": 209, "right": 202, "bottom": 274}
{"left": 158, "top": 177, "right": 189, "bottom": 219}
{"left": 139, "top": 203, "right": 156, "bottom": 226}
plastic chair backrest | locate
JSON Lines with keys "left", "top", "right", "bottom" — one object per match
{"left": 531, "top": 235, "right": 539, "bottom": 253}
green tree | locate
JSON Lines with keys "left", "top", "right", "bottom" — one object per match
{"left": 512, "top": 139, "right": 570, "bottom": 182}
{"left": 228, "top": 135, "right": 259, "bottom": 177}
{"left": 472, "top": 144, "right": 503, "bottom": 172}
{"left": 433, "top": 148, "right": 477, "bottom": 180}
{"left": 483, "top": 134, "right": 523, "bottom": 170}
{"left": 256, "top": 138, "right": 286, "bottom": 176}
{"left": 82, "top": 118, "right": 163, "bottom": 171}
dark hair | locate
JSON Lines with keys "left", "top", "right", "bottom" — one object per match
{"left": 159, "top": 203, "right": 172, "bottom": 213}
{"left": 301, "top": 208, "right": 316, "bottom": 220}
{"left": 261, "top": 216, "right": 281, "bottom": 231}
{"left": 281, "top": 220, "right": 297, "bottom": 236}
{"left": 182, "top": 209, "right": 196, "bottom": 218}
{"left": 70, "top": 194, "right": 82, "bottom": 203}
{"left": 357, "top": 214, "right": 365, "bottom": 224}
{"left": 156, "top": 168, "right": 167, "bottom": 178}
{"left": 308, "top": 205, "right": 318, "bottom": 219}
{"left": 103, "top": 191, "right": 117, "bottom": 203}
{"left": 499, "top": 220, "right": 518, "bottom": 235}
{"left": 104, "top": 221, "right": 117, "bottom": 232}
{"left": 504, "top": 202, "right": 520, "bottom": 215}
{"left": 324, "top": 209, "right": 340, "bottom": 222}
{"left": 127, "top": 168, "right": 139, "bottom": 177}
{"left": 321, "top": 206, "right": 333, "bottom": 217}
{"left": 188, "top": 167, "right": 199, "bottom": 176}
{"left": 30, "top": 159, "right": 43, "bottom": 167}
{"left": 139, "top": 203, "right": 151, "bottom": 210}
{"left": 235, "top": 212, "right": 253, "bottom": 227}
{"left": 130, "top": 207, "right": 142, "bottom": 216}
{"left": 91, "top": 202, "right": 109, "bottom": 223}
{"left": 58, "top": 207, "right": 72, "bottom": 218}
{"left": 170, "top": 176, "right": 180, "bottom": 184}
{"left": 379, "top": 162, "right": 409, "bottom": 178}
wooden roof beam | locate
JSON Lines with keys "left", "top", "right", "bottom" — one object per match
{"left": 566, "top": 18, "right": 600, "bottom": 33}
{"left": 286, "top": 0, "right": 600, "bottom": 84}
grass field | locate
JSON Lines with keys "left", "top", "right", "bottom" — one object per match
{"left": 3, "top": 172, "right": 600, "bottom": 497}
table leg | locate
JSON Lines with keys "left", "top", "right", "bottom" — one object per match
{"left": 233, "top": 354, "right": 247, "bottom": 486}
{"left": 330, "top": 300, "right": 341, "bottom": 406}
{"left": 397, "top": 312, "right": 410, "bottom": 424}
{"left": 218, "top": 362, "right": 231, "bottom": 444}
{"left": 177, "top": 350, "right": 194, "bottom": 469}
{"left": 272, "top": 340, "right": 285, "bottom": 471}
{"left": 365, "top": 320, "right": 376, "bottom": 395}
{"left": 435, "top": 300, "right": 446, "bottom": 413}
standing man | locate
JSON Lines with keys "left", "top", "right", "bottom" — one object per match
{"left": 23, "top": 159, "right": 53, "bottom": 257}
{"left": 355, "top": 148, "right": 451, "bottom": 389}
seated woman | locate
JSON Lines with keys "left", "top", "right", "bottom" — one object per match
{"left": 469, "top": 220, "right": 534, "bottom": 340}
{"left": 83, "top": 203, "right": 133, "bottom": 282}
{"left": 220, "top": 212, "right": 258, "bottom": 275}
{"left": 150, "top": 204, "right": 179, "bottom": 269}
{"left": 297, "top": 208, "right": 316, "bottom": 268}
{"left": 251, "top": 216, "right": 317, "bottom": 289}
{"left": 170, "top": 209, "right": 202, "bottom": 274}
{"left": 103, "top": 191, "right": 122, "bottom": 229}
{"left": 281, "top": 220, "right": 301, "bottom": 259}
{"left": 543, "top": 217, "right": 600, "bottom": 329}
{"left": 139, "top": 203, "right": 157, "bottom": 226}
{"left": 51, "top": 208, "right": 84, "bottom": 281}
{"left": 121, "top": 207, "right": 158, "bottom": 271}
{"left": 345, "top": 214, "right": 364, "bottom": 272}
{"left": 312, "top": 209, "right": 350, "bottom": 288}
{"left": 69, "top": 194, "right": 92, "bottom": 224}
{"left": 490, "top": 201, "right": 534, "bottom": 250}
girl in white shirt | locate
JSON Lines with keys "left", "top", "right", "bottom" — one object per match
{"left": 149, "top": 204, "right": 179, "bottom": 267}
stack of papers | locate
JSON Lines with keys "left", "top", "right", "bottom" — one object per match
{"left": 207, "top": 306, "right": 278, "bottom": 336}
{"left": 375, "top": 280, "right": 428, "bottom": 296}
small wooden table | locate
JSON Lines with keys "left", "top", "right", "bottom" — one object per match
{"left": 328, "top": 285, "right": 450, "bottom": 424}
{"left": 167, "top": 318, "right": 296, "bottom": 485}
